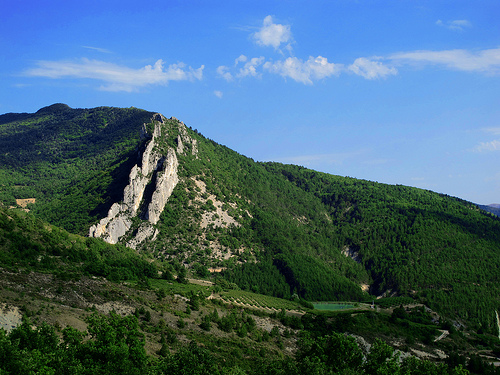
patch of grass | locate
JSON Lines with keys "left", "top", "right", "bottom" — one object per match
{"left": 148, "top": 279, "right": 211, "bottom": 297}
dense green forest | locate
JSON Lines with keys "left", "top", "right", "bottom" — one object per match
{"left": 0, "top": 312, "right": 477, "bottom": 374}
{"left": 1, "top": 104, "right": 500, "bottom": 334}
{"left": 0, "top": 204, "right": 157, "bottom": 282}
{"left": 171, "top": 126, "right": 500, "bottom": 330}
{"left": 1, "top": 205, "right": 499, "bottom": 374}
{"left": 0, "top": 103, "right": 155, "bottom": 233}
{"left": 261, "top": 163, "right": 500, "bottom": 330}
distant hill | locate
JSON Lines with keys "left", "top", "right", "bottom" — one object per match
{"left": 1, "top": 104, "right": 499, "bottom": 333}
{"left": 478, "top": 204, "right": 500, "bottom": 217}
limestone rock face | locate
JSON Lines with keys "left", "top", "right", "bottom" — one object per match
{"left": 105, "top": 215, "right": 132, "bottom": 244}
{"left": 89, "top": 114, "right": 191, "bottom": 248}
{"left": 122, "top": 166, "right": 147, "bottom": 216}
{"left": 88, "top": 203, "right": 132, "bottom": 244}
{"left": 126, "top": 225, "right": 158, "bottom": 250}
{"left": 176, "top": 119, "right": 198, "bottom": 157}
{"left": 146, "top": 148, "right": 179, "bottom": 225}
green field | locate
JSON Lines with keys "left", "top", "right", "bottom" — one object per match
{"left": 313, "top": 303, "right": 356, "bottom": 311}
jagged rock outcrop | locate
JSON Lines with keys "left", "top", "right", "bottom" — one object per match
{"left": 89, "top": 114, "right": 193, "bottom": 248}
{"left": 146, "top": 148, "right": 179, "bottom": 224}
{"left": 88, "top": 204, "right": 132, "bottom": 244}
{"left": 176, "top": 120, "right": 198, "bottom": 157}
{"left": 126, "top": 224, "right": 158, "bottom": 250}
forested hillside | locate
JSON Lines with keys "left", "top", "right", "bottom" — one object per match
{"left": 263, "top": 164, "right": 500, "bottom": 329}
{"left": 0, "top": 202, "right": 495, "bottom": 374}
{"left": 479, "top": 204, "right": 500, "bottom": 217}
{"left": 0, "top": 204, "right": 157, "bottom": 282}
{"left": 0, "top": 103, "right": 155, "bottom": 233}
{"left": 1, "top": 104, "right": 499, "bottom": 334}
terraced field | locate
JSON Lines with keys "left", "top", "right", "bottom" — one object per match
{"left": 152, "top": 278, "right": 369, "bottom": 315}
{"left": 216, "top": 290, "right": 307, "bottom": 314}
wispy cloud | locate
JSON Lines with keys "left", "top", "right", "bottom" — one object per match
{"left": 82, "top": 46, "right": 112, "bottom": 53}
{"left": 264, "top": 56, "right": 342, "bottom": 84}
{"left": 252, "top": 15, "right": 292, "bottom": 52}
{"left": 348, "top": 57, "right": 397, "bottom": 79}
{"left": 390, "top": 47, "right": 500, "bottom": 74}
{"left": 275, "top": 153, "right": 344, "bottom": 166}
{"left": 214, "top": 90, "right": 223, "bottom": 98}
{"left": 436, "top": 19, "right": 472, "bottom": 32}
{"left": 362, "top": 158, "right": 390, "bottom": 166}
{"left": 484, "top": 171, "right": 500, "bottom": 183}
{"left": 472, "top": 140, "right": 500, "bottom": 152}
{"left": 216, "top": 65, "right": 233, "bottom": 82}
{"left": 24, "top": 58, "right": 204, "bottom": 92}
{"left": 217, "top": 16, "right": 500, "bottom": 86}
{"left": 483, "top": 127, "right": 500, "bottom": 135}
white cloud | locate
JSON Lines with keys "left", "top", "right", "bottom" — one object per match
{"left": 483, "top": 127, "right": 500, "bottom": 135}
{"left": 473, "top": 140, "right": 500, "bottom": 152}
{"left": 214, "top": 90, "right": 223, "bottom": 98}
{"left": 436, "top": 19, "right": 472, "bottom": 31}
{"left": 220, "top": 19, "right": 499, "bottom": 86}
{"left": 390, "top": 47, "right": 500, "bottom": 74}
{"left": 348, "top": 57, "right": 398, "bottom": 79}
{"left": 82, "top": 46, "right": 112, "bottom": 53}
{"left": 235, "top": 55, "right": 247, "bottom": 65}
{"left": 216, "top": 65, "right": 233, "bottom": 81}
{"left": 264, "top": 56, "right": 342, "bottom": 84}
{"left": 24, "top": 58, "right": 204, "bottom": 92}
{"left": 237, "top": 56, "right": 265, "bottom": 78}
{"left": 253, "top": 15, "right": 292, "bottom": 51}
{"left": 217, "top": 56, "right": 266, "bottom": 80}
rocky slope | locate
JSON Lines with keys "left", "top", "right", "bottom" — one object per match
{"left": 89, "top": 114, "right": 197, "bottom": 249}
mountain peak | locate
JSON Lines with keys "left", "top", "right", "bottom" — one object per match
{"left": 35, "top": 103, "right": 71, "bottom": 114}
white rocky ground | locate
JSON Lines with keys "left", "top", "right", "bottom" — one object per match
{"left": 0, "top": 303, "right": 22, "bottom": 332}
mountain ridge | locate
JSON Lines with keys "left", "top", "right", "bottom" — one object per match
{"left": 1, "top": 104, "right": 499, "bottom": 331}
{"left": 2, "top": 104, "right": 500, "bottom": 373}
{"left": 480, "top": 204, "right": 500, "bottom": 217}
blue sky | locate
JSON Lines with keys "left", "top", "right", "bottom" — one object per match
{"left": 2, "top": 0, "right": 500, "bottom": 204}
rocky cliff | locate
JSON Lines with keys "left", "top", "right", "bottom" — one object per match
{"left": 89, "top": 114, "right": 196, "bottom": 249}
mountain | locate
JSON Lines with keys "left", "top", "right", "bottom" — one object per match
{"left": 479, "top": 204, "right": 500, "bottom": 217}
{"left": 0, "top": 201, "right": 495, "bottom": 374}
{"left": 1, "top": 104, "right": 500, "bottom": 330}
{"left": 2, "top": 104, "right": 500, "bottom": 373}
